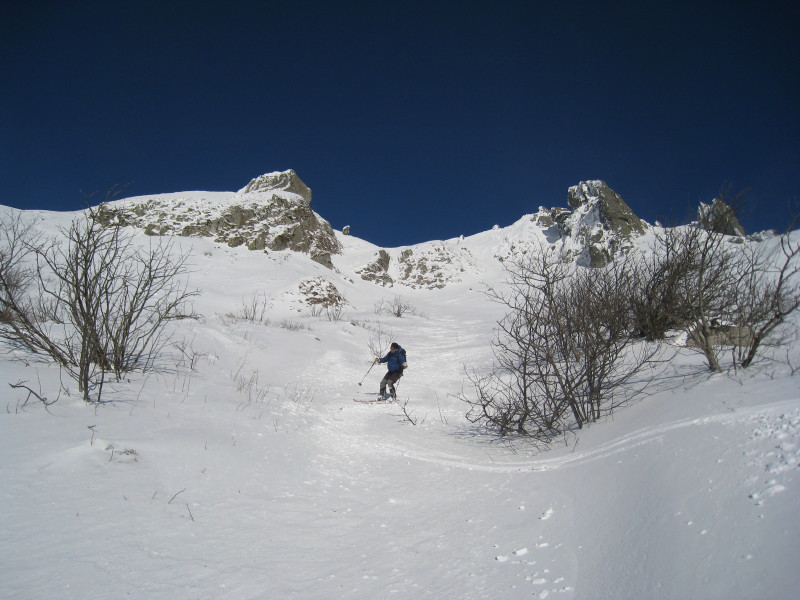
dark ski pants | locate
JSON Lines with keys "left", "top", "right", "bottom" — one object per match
{"left": 379, "top": 370, "right": 402, "bottom": 398}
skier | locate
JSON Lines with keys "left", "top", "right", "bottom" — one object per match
{"left": 375, "top": 342, "right": 407, "bottom": 400}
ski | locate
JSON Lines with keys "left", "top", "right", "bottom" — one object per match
{"left": 353, "top": 397, "right": 394, "bottom": 403}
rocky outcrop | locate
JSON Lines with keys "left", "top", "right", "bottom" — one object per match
{"left": 698, "top": 198, "right": 745, "bottom": 236}
{"left": 355, "top": 250, "right": 395, "bottom": 286}
{"left": 297, "top": 277, "right": 345, "bottom": 308}
{"left": 558, "top": 181, "right": 648, "bottom": 267}
{"left": 96, "top": 170, "right": 341, "bottom": 268}
{"left": 238, "top": 169, "right": 312, "bottom": 203}
{"left": 93, "top": 174, "right": 652, "bottom": 281}
{"left": 355, "top": 243, "right": 478, "bottom": 289}
{"left": 532, "top": 206, "right": 571, "bottom": 229}
{"left": 567, "top": 181, "right": 646, "bottom": 238}
{"left": 396, "top": 246, "right": 457, "bottom": 289}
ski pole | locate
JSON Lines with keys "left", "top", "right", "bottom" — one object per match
{"left": 358, "top": 360, "right": 376, "bottom": 386}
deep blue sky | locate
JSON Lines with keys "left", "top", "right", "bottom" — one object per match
{"left": 2, "top": 1, "right": 798, "bottom": 246}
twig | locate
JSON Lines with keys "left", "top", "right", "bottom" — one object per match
{"left": 168, "top": 488, "right": 187, "bottom": 504}
{"left": 398, "top": 398, "right": 417, "bottom": 425}
{"left": 435, "top": 392, "right": 447, "bottom": 424}
{"left": 788, "top": 348, "right": 800, "bottom": 376}
{"left": 9, "top": 380, "right": 56, "bottom": 409}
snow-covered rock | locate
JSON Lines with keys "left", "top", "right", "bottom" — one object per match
{"left": 95, "top": 170, "right": 341, "bottom": 268}
{"left": 355, "top": 241, "right": 479, "bottom": 289}
{"left": 560, "top": 180, "right": 648, "bottom": 267}
{"left": 238, "top": 168, "right": 313, "bottom": 204}
{"left": 698, "top": 197, "right": 746, "bottom": 236}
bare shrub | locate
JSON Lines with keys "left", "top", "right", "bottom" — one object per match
{"left": 0, "top": 212, "right": 40, "bottom": 327}
{"left": 302, "top": 298, "right": 345, "bottom": 322}
{"left": 366, "top": 321, "right": 395, "bottom": 358}
{"left": 630, "top": 228, "right": 697, "bottom": 341}
{"left": 323, "top": 304, "right": 344, "bottom": 322}
{"left": 304, "top": 304, "right": 325, "bottom": 318}
{"left": 374, "top": 295, "right": 417, "bottom": 318}
{"left": 633, "top": 201, "right": 800, "bottom": 371}
{"left": 631, "top": 224, "right": 736, "bottom": 371}
{"left": 278, "top": 319, "right": 307, "bottom": 331}
{"left": 237, "top": 291, "right": 270, "bottom": 322}
{"left": 464, "top": 247, "right": 660, "bottom": 440}
{"left": 728, "top": 232, "right": 800, "bottom": 368}
{"left": 0, "top": 207, "right": 197, "bottom": 402}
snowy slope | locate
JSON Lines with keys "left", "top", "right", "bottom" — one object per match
{"left": 1, "top": 203, "right": 798, "bottom": 600}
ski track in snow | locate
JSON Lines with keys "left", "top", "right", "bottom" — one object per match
{"left": 294, "top": 295, "right": 800, "bottom": 599}
{"left": 325, "top": 396, "right": 800, "bottom": 475}
{"left": 304, "top": 356, "right": 799, "bottom": 599}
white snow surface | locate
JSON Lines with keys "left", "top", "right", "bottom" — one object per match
{"left": 1, "top": 203, "right": 799, "bottom": 600}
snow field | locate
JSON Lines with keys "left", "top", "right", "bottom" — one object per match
{"left": 1, "top": 216, "right": 799, "bottom": 599}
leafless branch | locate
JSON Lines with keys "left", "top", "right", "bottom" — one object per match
{"left": 168, "top": 488, "right": 187, "bottom": 504}
{"left": 9, "top": 380, "right": 56, "bottom": 409}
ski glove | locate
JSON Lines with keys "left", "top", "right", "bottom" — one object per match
{"left": 374, "top": 358, "right": 381, "bottom": 364}
{"left": 402, "top": 362, "right": 408, "bottom": 368}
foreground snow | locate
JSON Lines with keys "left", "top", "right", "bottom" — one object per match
{"left": 1, "top": 221, "right": 799, "bottom": 600}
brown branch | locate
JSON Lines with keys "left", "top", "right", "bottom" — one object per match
{"left": 168, "top": 488, "right": 187, "bottom": 504}
{"left": 9, "top": 380, "right": 56, "bottom": 408}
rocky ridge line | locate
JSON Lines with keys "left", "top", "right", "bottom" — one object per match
{"left": 96, "top": 170, "right": 341, "bottom": 268}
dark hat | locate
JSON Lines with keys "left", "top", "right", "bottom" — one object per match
{"left": 390, "top": 342, "right": 400, "bottom": 349}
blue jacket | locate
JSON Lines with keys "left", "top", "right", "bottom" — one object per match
{"left": 380, "top": 347, "right": 407, "bottom": 373}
